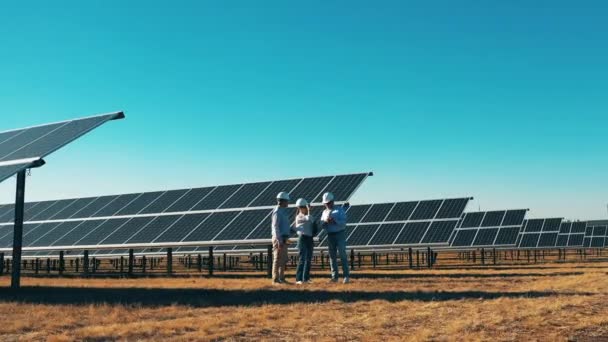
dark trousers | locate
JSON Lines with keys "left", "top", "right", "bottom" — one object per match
{"left": 296, "top": 235, "right": 314, "bottom": 282}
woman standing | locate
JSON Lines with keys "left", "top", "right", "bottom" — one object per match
{"left": 295, "top": 198, "right": 316, "bottom": 285}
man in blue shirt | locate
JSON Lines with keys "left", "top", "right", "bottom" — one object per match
{"left": 321, "top": 192, "right": 350, "bottom": 283}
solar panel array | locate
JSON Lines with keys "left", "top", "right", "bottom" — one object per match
{"left": 0, "top": 173, "right": 370, "bottom": 256}
{"left": 583, "top": 225, "right": 608, "bottom": 248}
{"left": 0, "top": 173, "right": 369, "bottom": 224}
{"left": 517, "top": 218, "right": 563, "bottom": 249}
{"left": 449, "top": 210, "right": 528, "bottom": 248}
{"left": 315, "top": 198, "right": 472, "bottom": 248}
{"left": 555, "top": 221, "right": 587, "bottom": 248}
{"left": 0, "top": 112, "right": 124, "bottom": 184}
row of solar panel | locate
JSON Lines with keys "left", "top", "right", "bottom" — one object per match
{"left": 0, "top": 198, "right": 470, "bottom": 250}
{"left": 583, "top": 225, "right": 608, "bottom": 248}
{"left": 448, "top": 210, "right": 527, "bottom": 248}
{"left": 0, "top": 173, "right": 368, "bottom": 223}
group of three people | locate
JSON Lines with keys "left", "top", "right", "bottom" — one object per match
{"left": 271, "top": 191, "right": 350, "bottom": 285}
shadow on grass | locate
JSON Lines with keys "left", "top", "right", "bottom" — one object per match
{"left": 0, "top": 287, "right": 594, "bottom": 308}
{"left": 349, "top": 272, "right": 585, "bottom": 279}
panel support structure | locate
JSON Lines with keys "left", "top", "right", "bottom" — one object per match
{"left": 11, "top": 170, "right": 27, "bottom": 289}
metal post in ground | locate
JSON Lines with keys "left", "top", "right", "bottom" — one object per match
{"left": 0, "top": 253, "right": 3, "bottom": 276}
{"left": 197, "top": 254, "right": 202, "bottom": 273}
{"left": 59, "top": 251, "right": 65, "bottom": 275}
{"left": 427, "top": 247, "right": 432, "bottom": 269}
{"left": 408, "top": 248, "right": 413, "bottom": 269}
{"left": 142, "top": 255, "right": 147, "bottom": 273}
{"left": 128, "top": 249, "right": 134, "bottom": 276}
{"left": 492, "top": 248, "right": 497, "bottom": 265}
{"left": 11, "top": 170, "right": 27, "bottom": 289}
{"left": 208, "top": 247, "right": 214, "bottom": 276}
{"left": 167, "top": 248, "right": 173, "bottom": 275}
{"left": 351, "top": 249, "right": 355, "bottom": 270}
{"left": 416, "top": 250, "right": 420, "bottom": 269}
{"left": 481, "top": 248, "right": 485, "bottom": 265}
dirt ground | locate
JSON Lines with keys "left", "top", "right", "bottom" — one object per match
{"left": 1, "top": 261, "right": 607, "bottom": 341}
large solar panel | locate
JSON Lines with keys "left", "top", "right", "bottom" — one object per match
{"left": 0, "top": 172, "right": 371, "bottom": 224}
{"left": 517, "top": 218, "right": 563, "bottom": 249}
{"left": 583, "top": 225, "right": 608, "bottom": 248}
{"left": 449, "top": 209, "right": 527, "bottom": 248}
{"left": 316, "top": 198, "right": 471, "bottom": 248}
{"left": 555, "top": 221, "right": 587, "bottom": 248}
{"left": 0, "top": 112, "right": 124, "bottom": 184}
{"left": 0, "top": 173, "right": 370, "bottom": 253}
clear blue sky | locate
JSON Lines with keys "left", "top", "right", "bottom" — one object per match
{"left": 0, "top": 1, "right": 606, "bottom": 220}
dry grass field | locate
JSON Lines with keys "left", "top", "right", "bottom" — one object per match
{"left": 1, "top": 261, "right": 608, "bottom": 341}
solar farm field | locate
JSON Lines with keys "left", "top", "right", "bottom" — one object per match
{"left": 1, "top": 260, "right": 608, "bottom": 341}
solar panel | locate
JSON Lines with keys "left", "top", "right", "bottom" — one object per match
{"left": 583, "top": 225, "right": 608, "bottom": 248}
{"left": 517, "top": 218, "right": 563, "bottom": 249}
{"left": 450, "top": 209, "right": 527, "bottom": 248}
{"left": 0, "top": 112, "right": 124, "bottom": 184}
{"left": 555, "top": 221, "right": 587, "bottom": 248}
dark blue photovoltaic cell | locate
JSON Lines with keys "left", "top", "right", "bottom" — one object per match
{"left": 248, "top": 179, "right": 302, "bottom": 207}
{"left": 593, "top": 226, "right": 607, "bottom": 236}
{"left": 591, "top": 237, "right": 605, "bottom": 248}
{"left": 494, "top": 227, "right": 521, "bottom": 245}
{"left": 435, "top": 198, "right": 469, "bottom": 219}
{"left": 452, "top": 229, "right": 477, "bottom": 247}
{"left": 27, "top": 221, "right": 82, "bottom": 247}
{"left": 246, "top": 214, "right": 272, "bottom": 240}
{"left": 502, "top": 210, "right": 527, "bottom": 226}
{"left": 481, "top": 211, "right": 506, "bottom": 227}
{"left": 559, "top": 222, "right": 572, "bottom": 234}
{"left": 139, "top": 189, "right": 190, "bottom": 214}
{"left": 542, "top": 218, "right": 562, "bottom": 232}
{"left": 584, "top": 237, "right": 591, "bottom": 248}
{"left": 22, "top": 223, "right": 61, "bottom": 246}
{"left": 538, "top": 233, "right": 558, "bottom": 247}
{"left": 556, "top": 235, "right": 569, "bottom": 247}
{"left": 51, "top": 220, "right": 105, "bottom": 246}
{"left": 29, "top": 199, "right": 78, "bottom": 221}
{"left": 114, "top": 192, "right": 165, "bottom": 216}
{"left": 49, "top": 197, "right": 99, "bottom": 220}
{"left": 94, "top": 194, "right": 141, "bottom": 217}
{"left": 0, "top": 123, "right": 67, "bottom": 161}
{"left": 73, "top": 196, "right": 119, "bottom": 218}
{"left": 74, "top": 219, "right": 130, "bottom": 246}
{"left": 2, "top": 115, "right": 114, "bottom": 162}
{"left": 361, "top": 203, "right": 394, "bottom": 223}
{"left": 191, "top": 184, "right": 243, "bottom": 211}
{"left": 421, "top": 220, "right": 458, "bottom": 244}
{"left": 345, "top": 205, "right": 371, "bottom": 224}
{"left": 183, "top": 211, "right": 240, "bottom": 242}
{"left": 347, "top": 225, "right": 379, "bottom": 246}
{"left": 369, "top": 223, "right": 404, "bottom": 245}
{"left": 214, "top": 210, "right": 269, "bottom": 241}
{"left": 394, "top": 221, "right": 431, "bottom": 245}
{"left": 385, "top": 202, "right": 418, "bottom": 222}
{"left": 289, "top": 176, "right": 333, "bottom": 205}
{"left": 409, "top": 200, "right": 442, "bottom": 220}
{"left": 568, "top": 234, "right": 584, "bottom": 247}
{"left": 472, "top": 228, "right": 499, "bottom": 246}
{"left": 519, "top": 234, "right": 540, "bottom": 248}
{"left": 101, "top": 217, "right": 156, "bottom": 244}
{"left": 154, "top": 213, "right": 210, "bottom": 243}
{"left": 219, "top": 182, "right": 272, "bottom": 209}
{"left": 313, "top": 174, "right": 367, "bottom": 203}
{"left": 461, "top": 212, "right": 484, "bottom": 228}
{"left": 126, "top": 215, "right": 183, "bottom": 244}
{"left": 523, "top": 220, "right": 544, "bottom": 232}
{"left": 571, "top": 222, "right": 587, "bottom": 233}
{"left": 165, "top": 187, "right": 215, "bottom": 213}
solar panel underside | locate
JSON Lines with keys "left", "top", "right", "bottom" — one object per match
{"left": 2, "top": 173, "right": 370, "bottom": 256}
{"left": 449, "top": 209, "right": 527, "bottom": 249}
{"left": 517, "top": 218, "right": 564, "bottom": 249}
{"left": 0, "top": 112, "right": 124, "bottom": 184}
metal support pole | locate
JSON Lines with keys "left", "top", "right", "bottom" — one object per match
{"left": 167, "top": 248, "right": 173, "bottom": 275}
{"left": 83, "top": 251, "right": 90, "bottom": 275}
{"left": 481, "top": 248, "right": 485, "bottom": 265}
{"left": 197, "top": 254, "right": 202, "bottom": 272}
{"left": 223, "top": 253, "right": 227, "bottom": 271}
{"left": 11, "top": 170, "right": 27, "bottom": 289}
{"left": 59, "top": 251, "right": 65, "bottom": 275}
{"left": 128, "top": 249, "right": 134, "bottom": 275}
{"left": 208, "top": 247, "right": 214, "bottom": 276}
{"left": 350, "top": 249, "right": 355, "bottom": 270}
{"left": 0, "top": 253, "right": 3, "bottom": 275}
{"left": 408, "top": 248, "right": 413, "bottom": 269}
{"left": 416, "top": 250, "right": 420, "bottom": 269}
{"left": 492, "top": 248, "right": 497, "bottom": 265}
{"left": 35, "top": 258, "right": 39, "bottom": 275}
{"left": 427, "top": 247, "right": 432, "bottom": 268}
{"left": 142, "top": 255, "right": 147, "bottom": 273}
{"left": 119, "top": 256, "right": 124, "bottom": 274}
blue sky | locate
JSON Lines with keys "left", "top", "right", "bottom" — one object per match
{"left": 0, "top": 1, "right": 606, "bottom": 219}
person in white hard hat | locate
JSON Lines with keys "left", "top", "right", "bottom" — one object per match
{"left": 321, "top": 192, "right": 350, "bottom": 283}
{"left": 294, "top": 198, "right": 317, "bottom": 284}
{"left": 271, "top": 191, "right": 292, "bottom": 284}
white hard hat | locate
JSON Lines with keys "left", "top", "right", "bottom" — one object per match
{"left": 295, "top": 198, "right": 308, "bottom": 207}
{"left": 276, "top": 192, "right": 290, "bottom": 201}
{"left": 322, "top": 192, "right": 335, "bottom": 204}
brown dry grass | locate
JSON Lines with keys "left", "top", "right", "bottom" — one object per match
{"left": 1, "top": 262, "right": 608, "bottom": 341}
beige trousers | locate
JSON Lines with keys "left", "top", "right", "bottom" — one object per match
{"left": 272, "top": 237, "right": 288, "bottom": 281}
